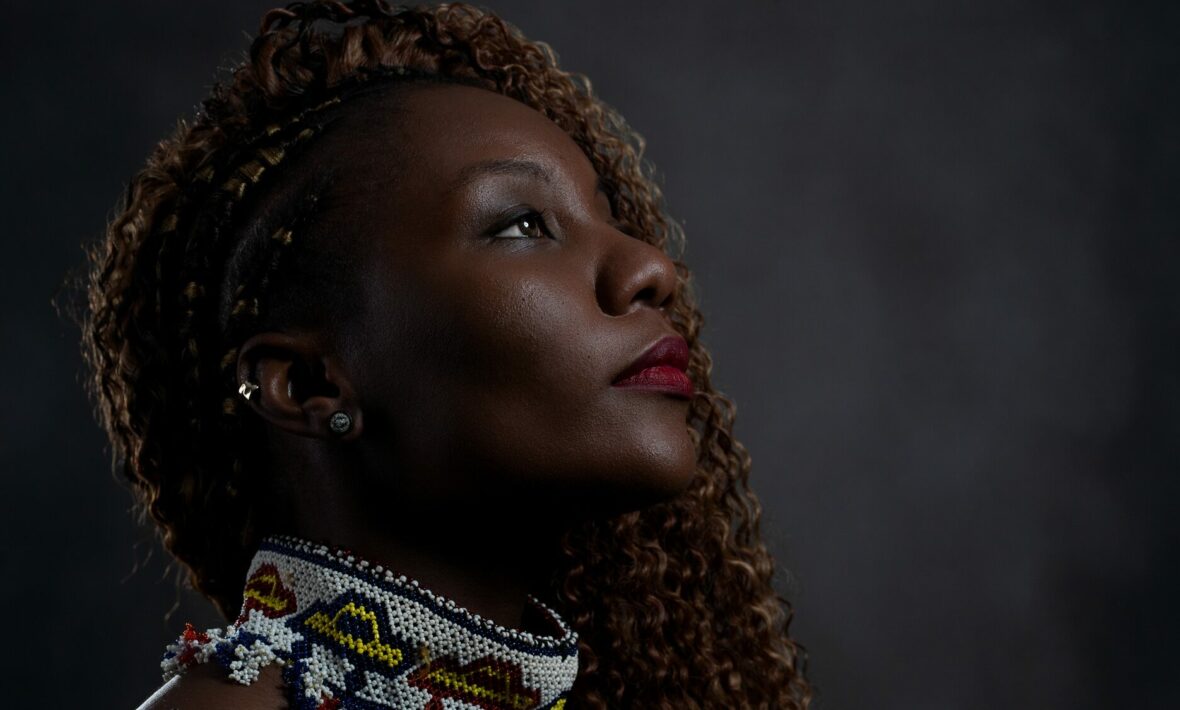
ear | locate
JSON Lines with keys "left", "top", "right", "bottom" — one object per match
{"left": 235, "top": 331, "right": 364, "bottom": 442}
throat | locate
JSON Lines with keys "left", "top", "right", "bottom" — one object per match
{"left": 292, "top": 497, "right": 568, "bottom": 632}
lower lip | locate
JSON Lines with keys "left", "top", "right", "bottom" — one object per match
{"left": 612, "top": 365, "right": 695, "bottom": 398}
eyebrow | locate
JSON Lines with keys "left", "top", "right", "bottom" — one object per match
{"left": 446, "top": 157, "right": 611, "bottom": 200}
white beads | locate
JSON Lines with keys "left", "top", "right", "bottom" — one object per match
{"left": 160, "top": 534, "right": 579, "bottom": 708}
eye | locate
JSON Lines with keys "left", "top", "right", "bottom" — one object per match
{"left": 493, "top": 211, "right": 550, "bottom": 239}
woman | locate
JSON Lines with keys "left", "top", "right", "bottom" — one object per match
{"left": 82, "top": 1, "right": 812, "bottom": 707}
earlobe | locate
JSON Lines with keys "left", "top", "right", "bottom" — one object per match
{"left": 235, "top": 331, "right": 363, "bottom": 441}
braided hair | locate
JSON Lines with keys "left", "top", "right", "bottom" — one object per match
{"left": 80, "top": 2, "right": 812, "bottom": 707}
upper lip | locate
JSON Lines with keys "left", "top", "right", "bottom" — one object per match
{"left": 612, "top": 334, "right": 690, "bottom": 384}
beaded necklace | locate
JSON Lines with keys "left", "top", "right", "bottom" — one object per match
{"left": 161, "top": 535, "right": 579, "bottom": 709}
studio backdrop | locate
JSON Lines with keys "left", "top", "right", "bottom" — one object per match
{"left": 1, "top": 1, "right": 1176, "bottom": 708}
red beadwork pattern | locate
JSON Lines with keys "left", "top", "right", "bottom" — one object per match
{"left": 175, "top": 623, "right": 211, "bottom": 667}
{"left": 162, "top": 536, "right": 579, "bottom": 707}
{"left": 238, "top": 562, "right": 298, "bottom": 622}
{"left": 316, "top": 692, "right": 342, "bottom": 710}
{"left": 407, "top": 654, "right": 542, "bottom": 710}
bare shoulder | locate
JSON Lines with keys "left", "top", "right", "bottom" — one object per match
{"left": 135, "top": 662, "right": 288, "bottom": 710}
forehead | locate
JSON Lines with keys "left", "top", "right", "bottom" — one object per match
{"left": 336, "top": 83, "right": 597, "bottom": 192}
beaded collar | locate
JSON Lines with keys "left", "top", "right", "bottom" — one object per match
{"left": 162, "top": 535, "right": 579, "bottom": 709}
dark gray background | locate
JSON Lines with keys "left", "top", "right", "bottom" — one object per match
{"left": 2, "top": 1, "right": 1176, "bottom": 707}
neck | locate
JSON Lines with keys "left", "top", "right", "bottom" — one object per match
{"left": 285, "top": 468, "right": 568, "bottom": 631}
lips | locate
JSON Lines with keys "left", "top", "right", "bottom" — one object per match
{"left": 612, "top": 335, "right": 694, "bottom": 397}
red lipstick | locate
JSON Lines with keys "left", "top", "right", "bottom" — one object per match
{"left": 612, "top": 335, "right": 694, "bottom": 398}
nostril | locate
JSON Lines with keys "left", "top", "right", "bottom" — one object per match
{"left": 635, "top": 285, "right": 659, "bottom": 306}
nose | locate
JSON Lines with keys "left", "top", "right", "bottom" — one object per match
{"left": 596, "top": 230, "right": 679, "bottom": 317}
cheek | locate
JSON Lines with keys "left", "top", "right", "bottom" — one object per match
{"left": 446, "top": 273, "right": 697, "bottom": 500}
{"left": 362, "top": 261, "right": 600, "bottom": 445}
{"left": 453, "top": 272, "right": 601, "bottom": 416}
{"left": 359, "top": 252, "right": 696, "bottom": 505}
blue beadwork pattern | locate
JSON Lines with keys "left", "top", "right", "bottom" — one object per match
{"left": 161, "top": 535, "right": 579, "bottom": 709}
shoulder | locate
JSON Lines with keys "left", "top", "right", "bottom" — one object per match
{"left": 135, "top": 662, "right": 288, "bottom": 710}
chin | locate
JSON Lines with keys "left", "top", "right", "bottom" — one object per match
{"left": 638, "top": 452, "right": 700, "bottom": 506}
{"left": 581, "top": 427, "right": 700, "bottom": 518}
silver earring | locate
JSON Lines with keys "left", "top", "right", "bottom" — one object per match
{"left": 328, "top": 410, "right": 353, "bottom": 435}
{"left": 238, "top": 381, "right": 260, "bottom": 400}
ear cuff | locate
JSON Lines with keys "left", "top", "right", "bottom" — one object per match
{"left": 238, "top": 380, "right": 353, "bottom": 436}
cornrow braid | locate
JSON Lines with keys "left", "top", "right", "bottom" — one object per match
{"left": 214, "top": 193, "right": 326, "bottom": 512}
{"left": 216, "top": 185, "right": 329, "bottom": 418}
{"left": 80, "top": 3, "right": 812, "bottom": 706}
{"left": 143, "top": 97, "right": 346, "bottom": 608}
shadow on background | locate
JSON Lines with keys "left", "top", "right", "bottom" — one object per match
{"left": 2, "top": 1, "right": 1176, "bottom": 707}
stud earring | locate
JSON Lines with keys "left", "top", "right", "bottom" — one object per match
{"left": 238, "top": 381, "right": 260, "bottom": 400}
{"left": 328, "top": 410, "right": 353, "bottom": 435}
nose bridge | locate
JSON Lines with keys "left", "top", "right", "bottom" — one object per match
{"left": 595, "top": 228, "right": 678, "bottom": 317}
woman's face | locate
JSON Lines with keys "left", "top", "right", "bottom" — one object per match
{"left": 324, "top": 83, "right": 697, "bottom": 517}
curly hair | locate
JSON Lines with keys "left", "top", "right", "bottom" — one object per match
{"left": 79, "top": 1, "right": 812, "bottom": 707}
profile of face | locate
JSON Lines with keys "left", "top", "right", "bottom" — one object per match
{"left": 244, "top": 83, "right": 698, "bottom": 526}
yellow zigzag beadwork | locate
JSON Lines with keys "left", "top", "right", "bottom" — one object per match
{"left": 419, "top": 665, "right": 534, "bottom": 708}
{"left": 243, "top": 574, "right": 287, "bottom": 613}
{"left": 303, "top": 601, "right": 403, "bottom": 668}
{"left": 162, "top": 536, "right": 580, "bottom": 707}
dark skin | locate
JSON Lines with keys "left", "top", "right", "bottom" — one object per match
{"left": 138, "top": 83, "right": 696, "bottom": 709}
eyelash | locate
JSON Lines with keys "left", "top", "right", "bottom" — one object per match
{"left": 492, "top": 210, "right": 552, "bottom": 240}
{"left": 489, "top": 209, "right": 634, "bottom": 241}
